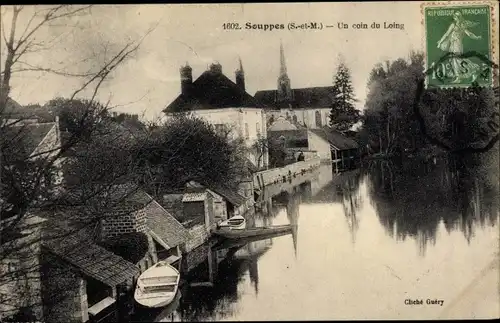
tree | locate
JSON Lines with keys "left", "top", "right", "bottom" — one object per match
{"left": 251, "top": 137, "right": 269, "bottom": 170}
{"left": 135, "top": 114, "right": 248, "bottom": 198}
{"left": 362, "top": 50, "right": 497, "bottom": 157}
{"left": 0, "top": 5, "right": 155, "bottom": 320}
{"left": 267, "top": 136, "right": 289, "bottom": 168}
{"left": 329, "top": 59, "right": 360, "bottom": 132}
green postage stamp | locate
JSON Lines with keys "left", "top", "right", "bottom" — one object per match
{"left": 423, "top": 2, "right": 496, "bottom": 88}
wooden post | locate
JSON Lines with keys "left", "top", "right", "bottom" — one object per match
{"left": 334, "top": 149, "right": 339, "bottom": 173}
{"left": 341, "top": 150, "right": 345, "bottom": 170}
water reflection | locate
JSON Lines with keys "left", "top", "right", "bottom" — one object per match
{"left": 366, "top": 153, "right": 499, "bottom": 256}
{"left": 133, "top": 150, "right": 498, "bottom": 321}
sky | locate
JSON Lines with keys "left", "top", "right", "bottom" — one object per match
{"left": 2, "top": 3, "right": 425, "bottom": 121}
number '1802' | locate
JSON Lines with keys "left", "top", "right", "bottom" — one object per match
{"left": 222, "top": 23, "right": 241, "bottom": 30}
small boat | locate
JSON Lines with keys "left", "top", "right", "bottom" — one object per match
{"left": 132, "top": 291, "right": 181, "bottom": 322}
{"left": 134, "top": 261, "right": 180, "bottom": 308}
{"left": 218, "top": 215, "right": 246, "bottom": 230}
{"left": 215, "top": 224, "right": 293, "bottom": 239}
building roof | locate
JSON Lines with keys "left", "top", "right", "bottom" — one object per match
{"left": 254, "top": 86, "right": 335, "bottom": 110}
{"left": 1, "top": 98, "right": 55, "bottom": 121}
{"left": 43, "top": 221, "right": 140, "bottom": 286}
{"left": 268, "top": 117, "right": 299, "bottom": 131}
{"left": 145, "top": 199, "right": 190, "bottom": 249}
{"left": 268, "top": 129, "right": 308, "bottom": 142}
{"left": 310, "top": 128, "right": 359, "bottom": 150}
{"left": 182, "top": 192, "right": 207, "bottom": 202}
{"left": 60, "top": 184, "right": 152, "bottom": 211}
{"left": 3, "top": 122, "right": 56, "bottom": 159}
{"left": 163, "top": 69, "right": 263, "bottom": 113}
{"left": 210, "top": 186, "right": 247, "bottom": 208}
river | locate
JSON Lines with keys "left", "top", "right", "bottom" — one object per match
{"left": 133, "top": 153, "right": 499, "bottom": 321}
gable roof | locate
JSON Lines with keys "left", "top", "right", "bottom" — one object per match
{"left": 210, "top": 186, "right": 247, "bottom": 208}
{"left": 145, "top": 199, "right": 190, "bottom": 249}
{"left": 254, "top": 86, "right": 335, "bottom": 110}
{"left": 163, "top": 70, "right": 263, "bottom": 113}
{"left": 268, "top": 129, "right": 308, "bottom": 142}
{"left": 42, "top": 219, "right": 140, "bottom": 286}
{"left": 310, "top": 128, "right": 359, "bottom": 150}
{"left": 268, "top": 117, "right": 299, "bottom": 131}
{"left": 3, "top": 122, "right": 56, "bottom": 159}
{"left": 60, "top": 185, "right": 152, "bottom": 212}
{"left": 1, "top": 98, "right": 55, "bottom": 121}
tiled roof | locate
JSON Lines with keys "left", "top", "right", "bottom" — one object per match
{"left": 310, "top": 128, "right": 359, "bottom": 150}
{"left": 42, "top": 220, "right": 140, "bottom": 286}
{"left": 145, "top": 200, "right": 190, "bottom": 249}
{"left": 3, "top": 123, "right": 56, "bottom": 159}
{"left": 254, "top": 86, "right": 335, "bottom": 110}
{"left": 62, "top": 185, "right": 152, "bottom": 209}
{"left": 160, "top": 193, "right": 185, "bottom": 221}
{"left": 163, "top": 70, "right": 263, "bottom": 113}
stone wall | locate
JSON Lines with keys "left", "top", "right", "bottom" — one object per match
{"left": 182, "top": 224, "right": 210, "bottom": 254}
{"left": 101, "top": 208, "right": 147, "bottom": 239}
{"left": 0, "top": 215, "right": 45, "bottom": 321}
{"left": 41, "top": 251, "right": 88, "bottom": 323}
{"left": 182, "top": 243, "right": 211, "bottom": 272}
{"left": 253, "top": 157, "right": 321, "bottom": 188}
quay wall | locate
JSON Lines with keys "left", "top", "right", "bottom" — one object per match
{"left": 253, "top": 157, "right": 321, "bottom": 188}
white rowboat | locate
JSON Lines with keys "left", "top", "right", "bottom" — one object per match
{"left": 218, "top": 215, "right": 246, "bottom": 230}
{"left": 134, "top": 261, "right": 180, "bottom": 308}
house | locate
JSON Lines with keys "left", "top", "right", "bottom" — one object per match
{"left": 1, "top": 98, "right": 53, "bottom": 125}
{"left": 268, "top": 116, "right": 302, "bottom": 131}
{"left": 41, "top": 219, "right": 140, "bottom": 323}
{"left": 0, "top": 104, "right": 64, "bottom": 321}
{"left": 254, "top": 43, "right": 332, "bottom": 129}
{"left": 268, "top": 128, "right": 332, "bottom": 163}
{"left": 2, "top": 114, "right": 64, "bottom": 190}
{"left": 0, "top": 214, "right": 47, "bottom": 322}
{"left": 161, "top": 181, "right": 250, "bottom": 253}
{"left": 162, "top": 60, "right": 268, "bottom": 168}
{"left": 97, "top": 186, "right": 190, "bottom": 271}
{"left": 34, "top": 186, "right": 190, "bottom": 323}
{"left": 310, "top": 128, "right": 360, "bottom": 171}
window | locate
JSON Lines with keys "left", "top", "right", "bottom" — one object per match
{"left": 256, "top": 123, "right": 260, "bottom": 137}
{"left": 244, "top": 123, "right": 249, "bottom": 139}
{"left": 292, "top": 115, "right": 298, "bottom": 123}
{"left": 214, "top": 124, "right": 224, "bottom": 136}
{"left": 315, "top": 111, "right": 322, "bottom": 127}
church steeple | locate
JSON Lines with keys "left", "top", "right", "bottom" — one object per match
{"left": 235, "top": 56, "right": 245, "bottom": 91}
{"left": 280, "top": 42, "right": 287, "bottom": 75}
{"left": 277, "top": 41, "right": 293, "bottom": 104}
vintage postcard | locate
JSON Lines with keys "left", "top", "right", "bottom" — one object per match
{"left": 1, "top": 2, "right": 499, "bottom": 322}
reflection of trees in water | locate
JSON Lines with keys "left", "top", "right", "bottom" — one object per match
{"left": 177, "top": 242, "right": 272, "bottom": 321}
{"left": 177, "top": 256, "right": 246, "bottom": 321}
{"left": 368, "top": 149, "right": 499, "bottom": 255}
{"left": 325, "top": 170, "right": 364, "bottom": 244}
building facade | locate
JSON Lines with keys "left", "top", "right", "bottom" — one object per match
{"left": 254, "top": 43, "right": 333, "bottom": 130}
{"left": 163, "top": 60, "right": 268, "bottom": 168}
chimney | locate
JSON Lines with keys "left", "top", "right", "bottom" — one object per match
{"left": 235, "top": 57, "right": 245, "bottom": 92}
{"left": 180, "top": 62, "right": 193, "bottom": 95}
{"left": 209, "top": 62, "right": 222, "bottom": 74}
